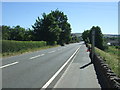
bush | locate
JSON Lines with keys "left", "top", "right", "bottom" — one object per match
{"left": 115, "top": 46, "right": 120, "bottom": 49}
{"left": 2, "top": 40, "right": 47, "bottom": 53}
{"left": 103, "top": 44, "right": 108, "bottom": 51}
{"left": 47, "top": 41, "right": 57, "bottom": 46}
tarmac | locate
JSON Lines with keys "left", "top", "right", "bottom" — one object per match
{"left": 54, "top": 45, "right": 101, "bottom": 89}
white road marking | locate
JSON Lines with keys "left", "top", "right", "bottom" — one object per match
{"left": 0, "top": 62, "right": 19, "bottom": 69}
{"left": 54, "top": 49, "right": 79, "bottom": 88}
{"left": 39, "top": 54, "right": 45, "bottom": 57}
{"left": 48, "top": 50, "right": 56, "bottom": 54}
{"left": 57, "top": 49, "right": 61, "bottom": 51}
{"left": 41, "top": 46, "right": 81, "bottom": 89}
{"left": 30, "top": 54, "right": 45, "bottom": 59}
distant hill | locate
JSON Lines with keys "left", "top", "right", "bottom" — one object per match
{"left": 103, "top": 34, "right": 119, "bottom": 38}
{"left": 71, "top": 33, "right": 82, "bottom": 37}
{"left": 71, "top": 33, "right": 119, "bottom": 38}
{"left": 71, "top": 33, "right": 83, "bottom": 41}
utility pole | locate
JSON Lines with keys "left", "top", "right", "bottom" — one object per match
{"left": 92, "top": 29, "right": 95, "bottom": 62}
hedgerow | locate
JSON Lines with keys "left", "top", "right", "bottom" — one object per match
{"left": 2, "top": 40, "right": 47, "bottom": 53}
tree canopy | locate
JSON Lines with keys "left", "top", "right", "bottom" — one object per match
{"left": 2, "top": 25, "right": 34, "bottom": 41}
{"left": 2, "top": 9, "right": 79, "bottom": 45}
{"left": 82, "top": 30, "right": 90, "bottom": 43}
{"left": 32, "top": 9, "right": 71, "bottom": 45}
{"left": 82, "top": 26, "right": 104, "bottom": 50}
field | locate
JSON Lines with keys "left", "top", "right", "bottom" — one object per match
{"left": 95, "top": 46, "right": 120, "bottom": 77}
{"left": 1, "top": 40, "right": 58, "bottom": 57}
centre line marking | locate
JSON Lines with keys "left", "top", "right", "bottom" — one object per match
{"left": 0, "top": 62, "right": 19, "bottom": 69}
{"left": 41, "top": 46, "right": 81, "bottom": 89}
{"left": 48, "top": 50, "right": 56, "bottom": 53}
{"left": 58, "top": 49, "right": 61, "bottom": 51}
{"left": 30, "top": 54, "right": 45, "bottom": 59}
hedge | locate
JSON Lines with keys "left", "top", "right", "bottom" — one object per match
{"left": 2, "top": 40, "right": 47, "bottom": 53}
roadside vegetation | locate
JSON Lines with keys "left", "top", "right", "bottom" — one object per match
{"left": 1, "top": 40, "right": 59, "bottom": 57}
{"left": 1, "top": 9, "right": 79, "bottom": 57}
{"left": 82, "top": 26, "right": 105, "bottom": 50}
{"left": 82, "top": 26, "right": 119, "bottom": 77}
{"left": 2, "top": 9, "right": 76, "bottom": 45}
{"left": 2, "top": 40, "right": 46, "bottom": 53}
{"left": 95, "top": 46, "right": 120, "bottom": 77}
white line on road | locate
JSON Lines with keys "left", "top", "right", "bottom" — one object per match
{"left": 30, "top": 54, "right": 45, "bottom": 59}
{"left": 54, "top": 49, "right": 79, "bottom": 88}
{"left": 0, "top": 62, "right": 19, "bottom": 69}
{"left": 41, "top": 46, "right": 81, "bottom": 89}
{"left": 48, "top": 50, "right": 56, "bottom": 54}
{"left": 57, "top": 49, "right": 61, "bottom": 51}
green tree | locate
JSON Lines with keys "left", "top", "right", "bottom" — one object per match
{"left": 2, "top": 25, "right": 35, "bottom": 41}
{"left": 71, "top": 34, "right": 79, "bottom": 43}
{"left": 32, "top": 12, "right": 61, "bottom": 45}
{"left": 32, "top": 9, "right": 71, "bottom": 45}
{"left": 51, "top": 10, "right": 71, "bottom": 44}
{"left": 24, "top": 28, "right": 34, "bottom": 41}
{"left": 10, "top": 25, "right": 26, "bottom": 41}
{"left": 82, "top": 30, "right": 90, "bottom": 43}
{"left": 89, "top": 26, "right": 104, "bottom": 50}
{"left": 2, "top": 25, "right": 11, "bottom": 40}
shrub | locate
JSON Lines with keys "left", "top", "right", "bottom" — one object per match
{"left": 115, "top": 46, "right": 120, "bottom": 49}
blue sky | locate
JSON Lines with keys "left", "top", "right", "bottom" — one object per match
{"left": 2, "top": 2, "right": 118, "bottom": 34}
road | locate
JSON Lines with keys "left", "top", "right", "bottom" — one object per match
{"left": 2, "top": 42, "right": 82, "bottom": 88}
{"left": 54, "top": 44, "right": 101, "bottom": 88}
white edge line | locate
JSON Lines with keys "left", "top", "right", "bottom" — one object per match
{"left": 0, "top": 62, "right": 19, "bottom": 69}
{"left": 54, "top": 48, "right": 79, "bottom": 88}
{"left": 41, "top": 46, "right": 80, "bottom": 89}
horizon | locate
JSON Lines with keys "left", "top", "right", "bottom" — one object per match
{"left": 72, "top": 33, "right": 119, "bottom": 35}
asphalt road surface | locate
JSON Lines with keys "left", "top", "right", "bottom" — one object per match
{"left": 2, "top": 42, "right": 83, "bottom": 88}
{"left": 54, "top": 44, "right": 101, "bottom": 88}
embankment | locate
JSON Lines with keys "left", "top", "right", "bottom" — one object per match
{"left": 89, "top": 51, "right": 120, "bottom": 89}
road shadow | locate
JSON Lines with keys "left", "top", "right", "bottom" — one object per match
{"left": 80, "top": 62, "right": 92, "bottom": 69}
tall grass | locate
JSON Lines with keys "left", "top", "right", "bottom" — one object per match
{"left": 95, "top": 47, "right": 120, "bottom": 77}
{"left": 105, "top": 46, "right": 119, "bottom": 56}
{"left": 2, "top": 40, "right": 47, "bottom": 54}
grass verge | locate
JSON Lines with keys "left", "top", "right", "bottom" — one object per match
{"left": 95, "top": 47, "right": 120, "bottom": 77}
{"left": 1, "top": 45, "right": 59, "bottom": 58}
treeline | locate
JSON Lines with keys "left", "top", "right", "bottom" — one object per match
{"left": 2, "top": 9, "right": 79, "bottom": 45}
{"left": 2, "top": 25, "right": 34, "bottom": 41}
{"left": 82, "top": 26, "right": 105, "bottom": 50}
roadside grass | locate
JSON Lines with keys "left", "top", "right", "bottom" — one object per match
{"left": 2, "top": 45, "right": 59, "bottom": 58}
{"left": 1, "top": 40, "right": 59, "bottom": 58}
{"left": 105, "top": 46, "right": 119, "bottom": 55}
{"left": 95, "top": 47, "right": 120, "bottom": 77}
{"left": 2, "top": 40, "right": 47, "bottom": 53}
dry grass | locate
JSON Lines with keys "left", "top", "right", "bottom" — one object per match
{"left": 1, "top": 41, "right": 59, "bottom": 58}
{"left": 95, "top": 47, "right": 120, "bottom": 77}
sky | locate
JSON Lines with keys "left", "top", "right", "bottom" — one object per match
{"left": 2, "top": 2, "right": 118, "bottom": 34}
